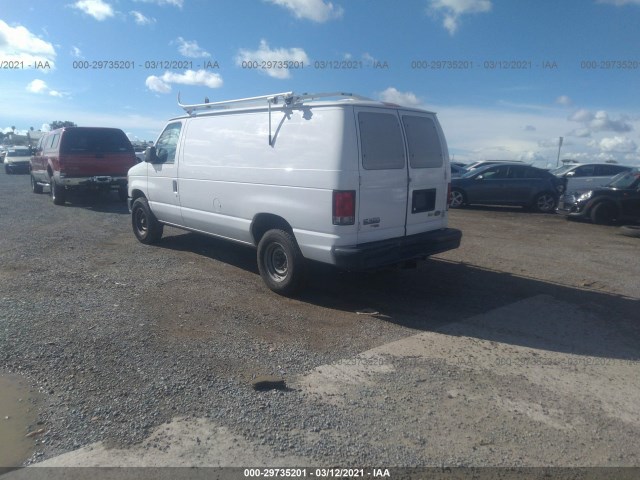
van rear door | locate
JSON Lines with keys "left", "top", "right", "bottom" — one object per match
{"left": 354, "top": 107, "right": 408, "bottom": 244}
{"left": 355, "top": 107, "right": 448, "bottom": 244}
{"left": 400, "top": 111, "right": 449, "bottom": 235}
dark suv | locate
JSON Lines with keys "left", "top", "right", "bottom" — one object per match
{"left": 450, "top": 163, "right": 564, "bottom": 213}
{"left": 556, "top": 168, "right": 640, "bottom": 224}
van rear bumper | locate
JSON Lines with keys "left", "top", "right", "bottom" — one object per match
{"left": 331, "top": 228, "right": 462, "bottom": 271}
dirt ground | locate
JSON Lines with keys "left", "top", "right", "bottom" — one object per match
{"left": 1, "top": 169, "right": 639, "bottom": 477}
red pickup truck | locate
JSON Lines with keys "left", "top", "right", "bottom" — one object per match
{"left": 30, "top": 127, "right": 138, "bottom": 205}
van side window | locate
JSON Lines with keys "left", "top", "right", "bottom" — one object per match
{"left": 402, "top": 116, "right": 443, "bottom": 168}
{"left": 155, "top": 122, "right": 182, "bottom": 164}
{"left": 358, "top": 112, "right": 405, "bottom": 170}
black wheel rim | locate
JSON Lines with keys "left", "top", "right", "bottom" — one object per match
{"left": 537, "top": 194, "right": 554, "bottom": 212}
{"left": 134, "top": 208, "right": 148, "bottom": 236}
{"left": 264, "top": 243, "right": 288, "bottom": 282}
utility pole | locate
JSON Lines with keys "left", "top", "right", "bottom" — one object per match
{"left": 556, "top": 137, "right": 563, "bottom": 167}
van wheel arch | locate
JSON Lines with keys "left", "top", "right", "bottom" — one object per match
{"left": 130, "top": 189, "right": 146, "bottom": 203}
{"left": 251, "top": 214, "right": 294, "bottom": 246}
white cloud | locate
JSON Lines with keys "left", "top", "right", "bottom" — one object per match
{"left": 26, "top": 79, "right": 48, "bottom": 94}
{"left": 265, "top": 0, "right": 344, "bottom": 22}
{"left": 26, "top": 79, "right": 65, "bottom": 97}
{"left": 176, "top": 37, "right": 210, "bottom": 58}
{"left": 568, "top": 128, "right": 592, "bottom": 138}
{"left": 591, "top": 136, "right": 638, "bottom": 153}
{"left": 235, "top": 40, "right": 309, "bottom": 79}
{"left": 71, "top": 0, "right": 115, "bottom": 21}
{"left": 568, "top": 109, "right": 594, "bottom": 122}
{"left": 145, "top": 70, "right": 223, "bottom": 93}
{"left": 590, "top": 110, "right": 632, "bottom": 132}
{"left": 70, "top": 46, "right": 83, "bottom": 58}
{"left": 0, "top": 20, "right": 56, "bottom": 67}
{"left": 596, "top": 0, "right": 640, "bottom": 5}
{"left": 427, "top": 0, "right": 492, "bottom": 35}
{"left": 569, "top": 109, "right": 632, "bottom": 133}
{"left": 378, "top": 87, "right": 423, "bottom": 108}
{"left": 555, "top": 95, "right": 572, "bottom": 106}
{"left": 131, "top": 11, "right": 156, "bottom": 25}
{"left": 134, "top": 0, "right": 183, "bottom": 7}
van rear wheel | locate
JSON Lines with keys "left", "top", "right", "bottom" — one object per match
{"left": 131, "top": 197, "right": 163, "bottom": 244}
{"left": 257, "top": 229, "right": 305, "bottom": 296}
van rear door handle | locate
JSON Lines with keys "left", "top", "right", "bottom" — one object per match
{"left": 172, "top": 179, "right": 178, "bottom": 193}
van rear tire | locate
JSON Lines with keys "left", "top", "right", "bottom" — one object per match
{"left": 257, "top": 229, "right": 305, "bottom": 296}
{"left": 131, "top": 197, "right": 163, "bottom": 244}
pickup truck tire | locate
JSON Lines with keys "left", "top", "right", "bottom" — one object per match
{"left": 257, "top": 229, "right": 305, "bottom": 296}
{"left": 590, "top": 202, "right": 616, "bottom": 225}
{"left": 131, "top": 197, "right": 164, "bottom": 244}
{"left": 50, "top": 178, "right": 66, "bottom": 205}
{"left": 31, "top": 175, "right": 43, "bottom": 194}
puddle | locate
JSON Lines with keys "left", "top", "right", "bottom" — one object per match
{"left": 0, "top": 374, "right": 41, "bottom": 467}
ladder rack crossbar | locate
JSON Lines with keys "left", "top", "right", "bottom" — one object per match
{"left": 178, "top": 91, "right": 374, "bottom": 115}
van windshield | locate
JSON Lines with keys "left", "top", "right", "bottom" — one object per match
{"left": 60, "top": 129, "right": 134, "bottom": 154}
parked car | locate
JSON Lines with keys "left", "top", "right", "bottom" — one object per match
{"left": 556, "top": 168, "right": 640, "bottom": 224}
{"left": 4, "top": 147, "right": 32, "bottom": 174}
{"left": 451, "top": 164, "right": 467, "bottom": 178}
{"left": 128, "top": 91, "right": 462, "bottom": 295}
{"left": 30, "top": 127, "right": 138, "bottom": 205}
{"left": 550, "top": 163, "right": 632, "bottom": 195}
{"left": 450, "top": 163, "right": 563, "bottom": 213}
{"left": 465, "top": 160, "right": 525, "bottom": 172}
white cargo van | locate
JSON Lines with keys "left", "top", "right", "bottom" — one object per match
{"left": 128, "top": 92, "right": 461, "bottom": 294}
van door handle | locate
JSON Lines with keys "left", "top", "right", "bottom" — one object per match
{"left": 172, "top": 179, "right": 178, "bottom": 193}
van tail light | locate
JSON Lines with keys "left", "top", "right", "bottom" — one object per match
{"left": 447, "top": 182, "right": 451, "bottom": 209}
{"left": 333, "top": 190, "right": 356, "bottom": 225}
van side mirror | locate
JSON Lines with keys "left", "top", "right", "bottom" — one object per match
{"left": 144, "top": 146, "right": 157, "bottom": 163}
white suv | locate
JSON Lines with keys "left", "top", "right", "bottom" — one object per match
{"left": 551, "top": 163, "right": 632, "bottom": 194}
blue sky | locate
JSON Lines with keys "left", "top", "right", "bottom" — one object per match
{"left": 1, "top": 0, "right": 639, "bottom": 166}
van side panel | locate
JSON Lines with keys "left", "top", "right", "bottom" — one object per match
{"left": 177, "top": 107, "right": 359, "bottom": 263}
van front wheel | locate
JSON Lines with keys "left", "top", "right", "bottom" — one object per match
{"left": 131, "top": 197, "right": 163, "bottom": 244}
{"left": 257, "top": 229, "right": 305, "bottom": 296}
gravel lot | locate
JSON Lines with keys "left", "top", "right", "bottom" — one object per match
{"left": 1, "top": 168, "right": 639, "bottom": 472}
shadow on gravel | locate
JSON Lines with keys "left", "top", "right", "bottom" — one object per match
{"left": 57, "top": 190, "right": 130, "bottom": 214}
{"left": 148, "top": 231, "right": 639, "bottom": 362}
{"left": 300, "top": 259, "right": 640, "bottom": 362}
{"left": 155, "top": 231, "right": 258, "bottom": 273}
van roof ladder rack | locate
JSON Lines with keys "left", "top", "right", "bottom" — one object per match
{"left": 177, "top": 91, "right": 373, "bottom": 115}
{"left": 177, "top": 91, "right": 375, "bottom": 146}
